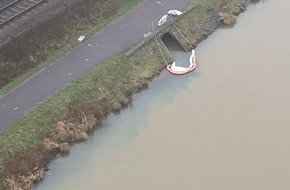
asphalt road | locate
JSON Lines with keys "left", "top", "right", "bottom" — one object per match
{"left": 0, "top": 0, "right": 191, "bottom": 131}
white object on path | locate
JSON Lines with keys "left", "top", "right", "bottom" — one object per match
{"left": 168, "top": 9, "right": 183, "bottom": 16}
{"left": 144, "top": 31, "right": 153, "bottom": 38}
{"left": 78, "top": 35, "right": 85, "bottom": 42}
{"left": 158, "top": 14, "right": 168, "bottom": 26}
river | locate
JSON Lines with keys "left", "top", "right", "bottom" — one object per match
{"left": 35, "top": 1, "right": 290, "bottom": 189}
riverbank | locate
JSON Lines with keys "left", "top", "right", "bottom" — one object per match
{"left": 0, "top": 0, "right": 253, "bottom": 189}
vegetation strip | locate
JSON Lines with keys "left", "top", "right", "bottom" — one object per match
{"left": 0, "top": 0, "right": 143, "bottom": 95}
{"left": 0, "top": 0, "right": 255, "bottom": 189}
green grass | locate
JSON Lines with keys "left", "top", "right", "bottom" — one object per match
{"left": 0, "top": 0, "right": 248, "bottom": 187}
{"left": 0, "top": 0, "right": 143, "bottom": 97}
{"left": 0, "top": 38, "right": 170, "bottom": 166}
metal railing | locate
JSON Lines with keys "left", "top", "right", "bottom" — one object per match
{"left": 0, "top": 0, "right": 46, "bottom": 27}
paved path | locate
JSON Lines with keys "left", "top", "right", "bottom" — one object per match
{"left": 0, "top": 0, "right": 191, "bottom": 131}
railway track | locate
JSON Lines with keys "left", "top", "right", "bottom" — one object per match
{"left": 0, "top": 0, "right": 46, "bottom": 27}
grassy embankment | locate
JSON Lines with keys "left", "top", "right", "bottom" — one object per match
{"left": 0, "top": 0, "right": 251, "bottom": 189}
{"left": 0, "top": 0, "right": 143, "bottom": 96}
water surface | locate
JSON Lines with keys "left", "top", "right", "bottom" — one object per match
{"left": 35, "top": 1, "right": 290, "bottom": 190}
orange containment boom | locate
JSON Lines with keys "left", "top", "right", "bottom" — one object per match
{"left": 166, "top": 49, "right": 197, "bottom": 75}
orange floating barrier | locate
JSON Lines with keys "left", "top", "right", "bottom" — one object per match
{"left": 166, "top": 49, "right": 197, "bottom": 75}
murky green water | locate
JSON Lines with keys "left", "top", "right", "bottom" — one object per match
{"left": 35, "top": 1, "right": 290, "bottom": 189}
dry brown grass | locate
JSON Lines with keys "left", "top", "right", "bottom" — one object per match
{"left": 3, "top": 166, "right": 44, "bottom": 190}
{"left": 219, "top": 12, "right": 237, "bottom": 26}
{"left": 42, "top": 139, "right": 69, "bottom": 153}
{"left": 2, "top": 137, "right": 73, "bottom": 189}
{"left": 42, "top": 139, "right": 59, "bottom": 151}
{"left": 2, "top": 146, "right": 48, "bottom": 190}
{"left": 56, "top": 114, "right": 97, "bottom": 142}
{"left": 59, "top": 143, "right": 70, "bottom": 154}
